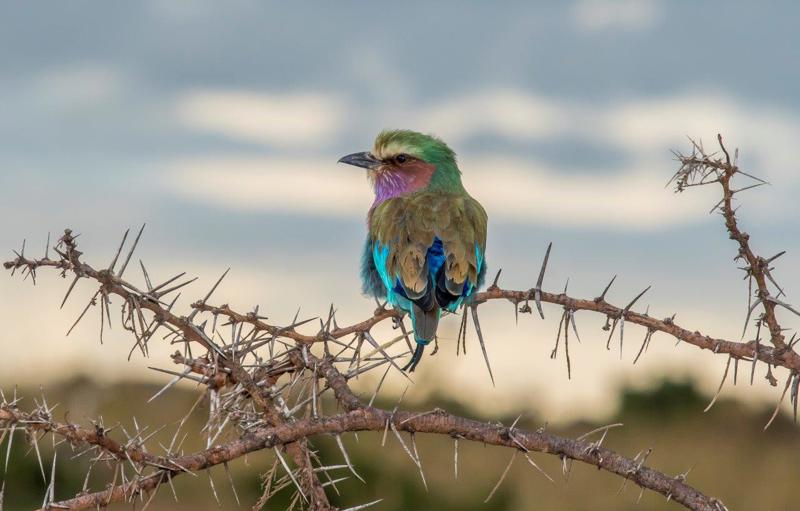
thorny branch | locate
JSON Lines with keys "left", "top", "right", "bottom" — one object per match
{"left": 672, "top": 135, "right": 787, "bottom": 351}
{"left": 1, "top": 135, "right": 790, "bottom": 510}
{"left": 1, "top": 358, "right": 723, "bottom": 511}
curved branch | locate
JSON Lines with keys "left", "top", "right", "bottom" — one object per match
{"left": 2, "top": 351, "right": 725, "bottom": 511}
{"left": 17, "top": 406, "right": 722, "bottom": 511}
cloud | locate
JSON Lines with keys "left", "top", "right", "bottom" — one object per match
{"left": 162, "top": 88, "right": 800, "bottom": 229}
{"left": 159, "top": 153, "right": 713, "bottom": 229}
{"left": 31, "top": 64, "right": 123, "bottom": 107}
{"left": 175, "top": 90, "right": 347, "bottom": 147}
{"left": 601, "top": 94, "right": 800, "bottom": 178}
{"left": 161, "top": 156, "right": 371, "bottom": 216}
{"left": 571, "top": 0, "right": 662, "bottom": 32}
{"left": 408, "top": 89, "right": 800, "bottom": 185}
{"left": 416, "top": 89, "right": 569, "bottom": 141}
{"left": 463, "top": 156, "right": 712, "bottom": 228}
{"left": 413, "top": 90, "right": 780, "bottom": 150}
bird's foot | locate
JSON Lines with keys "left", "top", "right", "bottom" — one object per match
{"left": 402, "top": 344, "right": 425, "bottom": 372}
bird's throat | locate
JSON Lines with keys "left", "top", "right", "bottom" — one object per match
{"left": 370, "top": 165, "right": 435, "bottom": 207}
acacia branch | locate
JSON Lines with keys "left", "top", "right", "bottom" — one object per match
{"left": 475, "top": 287, "right": 800, "bottom": 371}
{"left": 673, "top": 135, "right": 788, "bottom": 350}
{"left": 4, "top": 396, "right": 722, "bottom": 511}
{"left": 193, "top": 286, "right": 800, "bottom": 372}
{"left": 6, "top": 230, "right": 797, "bottom": 375}
{"left": 0, "top": 300, "right": 725, "bottom": 511}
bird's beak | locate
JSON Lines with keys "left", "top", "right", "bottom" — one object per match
{"left": 337, "top": 151, "right": 381, "bottom": 170}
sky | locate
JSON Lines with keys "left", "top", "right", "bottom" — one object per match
{"left": 1, "top": 0, "right": 799, "bottom": 422}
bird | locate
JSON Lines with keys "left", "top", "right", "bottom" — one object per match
{"left": 338, "top": 130, "right": 488, "bottom": 371}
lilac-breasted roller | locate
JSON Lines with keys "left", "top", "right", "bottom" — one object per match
{"left": 338, "top": 130, "right": 488, "bottom": 371}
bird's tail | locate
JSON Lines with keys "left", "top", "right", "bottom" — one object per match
{"left": 403, "top": 303, "right": 440, "bottom": 372}
{"left": 411, "top": 302, "right": 439, "bottom": 345}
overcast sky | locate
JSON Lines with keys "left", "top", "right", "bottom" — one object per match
{"left": 2, "top": 1, "right": 799, "bottom": 421}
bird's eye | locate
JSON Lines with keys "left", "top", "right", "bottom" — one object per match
{"left": 395, "top": 154, "right": 408, "bottom": 164}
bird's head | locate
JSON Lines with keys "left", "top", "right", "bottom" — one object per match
{"left": 338, "top": 130, "right": 463, "bottom": 205}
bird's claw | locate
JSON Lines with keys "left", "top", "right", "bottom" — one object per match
{"left": 402, "top": 344, "right": 425, "bottom": 372}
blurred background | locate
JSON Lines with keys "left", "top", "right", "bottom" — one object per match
{"left": 2, "top": 1, "right": 799, "bottom": 509}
